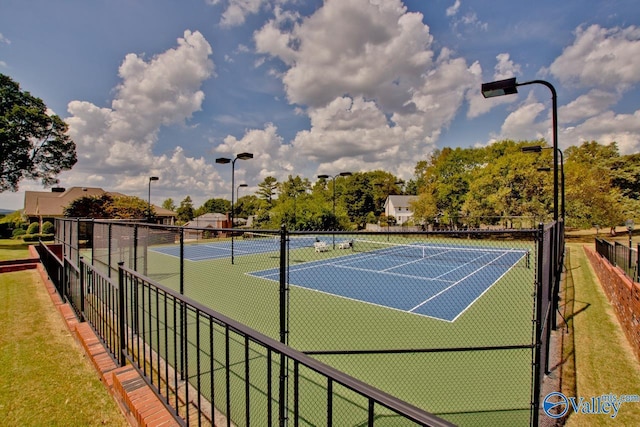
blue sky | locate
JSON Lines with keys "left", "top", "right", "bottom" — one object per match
{"left": 1, "top": 0, "right": 640, "bottom": 210}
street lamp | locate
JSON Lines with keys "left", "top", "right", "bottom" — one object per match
{"left": 482, "top": 77, "right": 559, "bottom": 223}
{"left": 521, "top": 145, "right": 565, "bottom": 223}
{"left": 236, "top": 183, "right": 248, "bottom": 225}
{"left": 485, "top": 78, "right": 563, "bottom": 339}
{"left": 216, "top": 152, "right": 253, "bottom": 264}
{"left": 317, "top": 171, "right": 352, "bottom": 248}
{"left": 147, "top": 176, "right": 159, "bottom": 222}
{"left": 236, "top": 183, "right": 248, "bottom": 206}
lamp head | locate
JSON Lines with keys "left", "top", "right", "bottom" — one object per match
{"left": 149, "top": 176, "right": 159, "bottom": 181}
{"left": 521, "top": 145, "right": 543, "bottom": 153}
{"left": 236, "top": 152, "right": 253, "bottom": 160}
{"left": 317, "top": 174, "right": 330, "bottom": 179}
{"left": 339, "top": 172, "right": 353, "bottom": 177}
{"left": 215, "top": 157, "right": 231, "bottom": 164}
{"left": 481, "top": 77, "right": 518, "bottom": 98}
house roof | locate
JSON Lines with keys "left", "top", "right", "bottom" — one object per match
{"left": 386, "top": 195, "right": 416, "bottom": 208}
{"left": 23, "top": 187, "right": 175, "bottom": 218}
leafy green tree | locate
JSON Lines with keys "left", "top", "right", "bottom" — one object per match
{"left": 564, "top": 141, "right": 625, "bottom": 230}
{"left": 412, "top": 147, "right": 481, "bottom": 227}
{"left": 234, "top": 195, "right": 260, "bottom": 219}
{"left": 64, "top": 194, "right": 113, "bottom": 218}
{"left": 162, "top": 198, "right": 176, "bottom": 211}
{"left": 176, "top": 196, "right": 195, "bottom": 224}
{"left": 195, "top": 198, "right": 231, "bottom": 217}
{"left": 0, "top": 74, "right": 77, "bottom": 192}
{"left": 64, "top": 194, "right": 148, "bottom": 219}
{"left": 106, "top": 196, "right": 148, "bottom": 219}
{"left": 256, "top": 176, "right": 278, "bottom": 204}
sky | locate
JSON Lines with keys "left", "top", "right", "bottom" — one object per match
{"left": 1, "top": 0, "right": 640, "bottom": 211}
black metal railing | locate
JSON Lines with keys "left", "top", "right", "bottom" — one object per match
{"left": 58, "top": 254, "right": 453, "bottom": 426}
{"left": 595, "top": 238, "right": 639, "bottom": 282}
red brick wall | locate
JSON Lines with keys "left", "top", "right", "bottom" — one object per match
{"left": 585, "top": 246, "right": 640, "bottom": 362}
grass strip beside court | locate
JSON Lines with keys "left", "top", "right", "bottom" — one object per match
{"left": 0, "top": 268, "right": 128, "bottom": 427}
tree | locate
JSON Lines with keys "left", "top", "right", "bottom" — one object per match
{"left": 256, "top": 176, "right": 278, "bottom": 204}
{"left": 63, "top": 194, "right": 148, "bottom": 219}
{"left": 195, "top": 198, "right": 231, "bottom": 217}
{"left": 162, "top": 198, "right": 176, "bottom": 211}
{"left": 176, "top": 196, "right": 195, "bottom": 224}
{"left": 0, "top": 74, "right": 77, "bottom": 192}
{"left": 64, "top": 194, "right": 113, "bottom": 218}
{"left": 106, "top": 196, "right": 148, "bottom": 219}
{"left": 564, "top": 141, "right": 625, "bottom": 230}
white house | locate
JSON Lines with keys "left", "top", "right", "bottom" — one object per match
{"left": 384, "top": 195, "right": 416, "bottom": 225}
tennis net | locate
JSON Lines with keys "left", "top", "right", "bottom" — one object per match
{"left": 352, "top": 239, "right": 530, "bottom": 268}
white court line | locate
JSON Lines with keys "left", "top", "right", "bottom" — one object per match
{"left": 408, "top": 249, "right": 524, "bottom": 314}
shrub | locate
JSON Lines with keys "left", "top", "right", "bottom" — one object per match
{"left": 12, "top": 228, "right": 26, "bottom": 238}
{"left": 26, "top": 222, "right": 40, "bottom": 234}
{"left": 41, "top": 221, "right": 55, "bottom": 235}
{"left": 21, "top": 233, "right": 55, "bottom": 242}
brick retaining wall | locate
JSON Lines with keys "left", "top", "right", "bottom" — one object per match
{"left": 584, "top": 246, "right": 640, "bottom": 362}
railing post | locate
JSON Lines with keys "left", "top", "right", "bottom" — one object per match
{"left": 108, "top": 223, "right": 113, "bottom": 278}
{"left": 79, "top": 257, "right": 85, "bottom": 321}
{"left": 117, "top": 261, "right": 127, "bottom": 367}
{"left": 279, "top": 223, "right": 289, "bottom": 427}
{"left": 133, "top": 224, "right": 138, "bottom": 271}
{"left": 532, "top": 222, "right": 545, "bottom": 427}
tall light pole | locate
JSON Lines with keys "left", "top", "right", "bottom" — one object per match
{"left": 236, "top": 183, "right": 248, "bottom": 206}
{"left": 216, "top": 152, "right": 253, "bottom": 264}
{"left": 147, "top": 176, "right": 159, "bottom": 222}
{"left": 482, "top": 77, "right": 559, "bottom": 223}
{"left": 236, "top": 183, "right": 248, "bottom": 225}
{"left": 317, "top": 171, "right": 352, "bottom": 248}
{"left": 521, "top": 145, "right": 565, "bottom": 223}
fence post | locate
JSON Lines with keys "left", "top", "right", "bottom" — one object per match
{"left": 133, "top": 224, "right": 138, "bottom": 271}
{"left": 108, "top": 223, "right": 112, "bottom": 278}
{"left": 79, "top": 257, "right": 85, "bottom": 321}
{"left": 532, "top": 222, "right": 545, "bottom": 427}
{"left": 279, "top": 223, "right": 289, "bottom": 427}
{"left": 117, "top": 261, "right": 127, "bottom": 367}
{"left": 178, "top": 227, "right": 186, "bottom": 380}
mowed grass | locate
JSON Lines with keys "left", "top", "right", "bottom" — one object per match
{"left": 0, "top": 269, "right": 128, "bottom": 426}
{"left": 563, "top": 243, "right": 640, "bottom": 426}
{"left": 0, "top": 239, "right": 31, "bottom": 261}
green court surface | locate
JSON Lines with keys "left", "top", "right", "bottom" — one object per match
{"left": 115, "top": 235, "right": 537, "bottom": 426}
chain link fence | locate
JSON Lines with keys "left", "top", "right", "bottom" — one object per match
{"left": 54, "top": 218, "right": 562, "bottom": 426}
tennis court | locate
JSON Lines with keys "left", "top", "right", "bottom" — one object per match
{"left": 250, "top": 240, "right": 529, "bottom": 321}
{"left": 150, "top": 234, "right": 316, "bottom": 260}
{"left": 71, "top": 220, "right": 542, "bottom": 425}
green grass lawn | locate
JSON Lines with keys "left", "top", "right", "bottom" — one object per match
{"left": 562, "top": 243, "right": 640, "bottom": 426}
{"left": 0, "top": 268, "right": 128, "bottom": 426}
{"left": 0, "top": 238, "right": 31, "bottom": 261}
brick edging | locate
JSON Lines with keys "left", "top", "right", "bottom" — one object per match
{"left": 29, "top": 247, "right": 179, "bottom": 427}
{"left": 584, "top": 245, "right": 640, "bottom": 362}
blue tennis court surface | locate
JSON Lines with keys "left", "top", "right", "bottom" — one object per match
{"left": 250, "top": 243, "right": 528, "bottom": 322}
